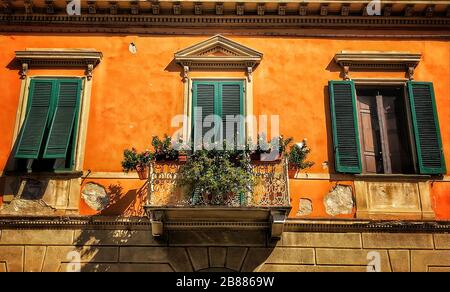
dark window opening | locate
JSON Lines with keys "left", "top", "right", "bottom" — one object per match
{"left": 356, "top": 86, "right": 414, "bottom": 174}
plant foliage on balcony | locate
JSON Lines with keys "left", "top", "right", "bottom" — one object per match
{"left": 177, "top": 147, "right": 254, "bottom": 204}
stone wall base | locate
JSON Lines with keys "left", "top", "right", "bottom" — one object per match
{"left": 0, "top": 218, "right": 449, "bottom": 272}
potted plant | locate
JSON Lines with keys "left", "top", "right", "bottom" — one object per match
{"left": 152, "top": 135, "right": 179, "bottom": 161}
{"left": 175, "top": 138, "right": 190, "bottom": 163}
{"left": 121, "top": 148, "right": 153, "bottom": 180}
{"left": 178, "top": 148, "right": 254, "bottom": 206}
{"left": 288, "top": 139, "right": 314, "bottom": 177}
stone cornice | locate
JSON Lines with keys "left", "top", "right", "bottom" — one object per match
{"left": 1, "top": 14, "right": 449, "bottom": 31}
{"left": 334, "top": 50, "right": 421, "bottom": 80}
{"left": 335, "top": 51, "right": 421, "bottom": 68}
{"left": 1, "top": 1, "right": 449, "bottom": 32}
{"left": 15, "top": 48, "right": 102, "bottom": 79}
{"left": 0, "top": 216, "right": 449, "bottom": 233}
{"left": 175, "top": 34, "right": 262, "bottom": 79}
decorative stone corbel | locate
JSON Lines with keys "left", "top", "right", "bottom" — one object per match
{"left": 149, "top": 210, "right": 164, "bottom": 237}
{"left": 343, "top": 65, "right": 350, "bottom": 80}
{"left": 246, "top": 66, "right": 253, "bottom": 82}
{"left": 408, "top": 66, "right": 415, "bottom": 80}
{"left": 24, "top": 0, "right": 33, "bottom": 14}
{"left": 20, "top": 62, "right": 29, "bottom": 79}
{"left": 182, "top": 65, "right": 189, "bottom": 82}
{"left": 86, "top": 63, "right": 94, "bottom": 81}
{"left": 236, "top": 3, "right": 244, "bottom": 16}
{"left": 270, "top": 209, "right": 287, "bottom": 238}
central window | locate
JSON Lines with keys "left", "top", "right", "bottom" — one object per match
{"left": 192, "top": 80, "right": 245, "bottom": 147}
{"left": 356, "top": 86, "right": 414, "bottom": 174}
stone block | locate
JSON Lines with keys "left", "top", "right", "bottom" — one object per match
{"left": 225, "top": 247, "right": 247, "bottom": 272}
{"left": 362, "top": 233, "right": 433, "bottom": 249}
{"left": 168, "top": 230, "right": 266, "bottom": 246}
{"left": 411, "top": 250, "right": 450, "bottom": 272}
{"left": 388, "top": 250, "right": 410, "bottom": 272}
{"left": 241, "top": 248, "right": 273, "bottom": 272}
{"left": 316, "top": 249, "right": 391, "bottom": 272}
{"left": 0, "top": 229, "right": 74, "bottom": 245}
{"left": 25, "top": 246, "right": 46, "bottom": 272}
{"left": 434, "top": 234, "right": 450, "bottom": 249}
{"left": 282, "top": 232, "right": 361, "bottom": 248}
{"left": 209, "top": 247, "right": 227, "bottom": 268}
{"left": 265, "top": 248, "right": 314, "bottom": 264}
{"left": 260, "top": 264, "right": 367, "bottom": 272}
{"left": 0, "top": 246, "right": 24, "bottom": 272}
{"left": 187, "top": 247, "right": 208, "bottom": 271}
{"left": 42, "top": 246, "right": 118, "bottom": 272}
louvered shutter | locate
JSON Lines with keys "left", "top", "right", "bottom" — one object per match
{"left": 329, "top": 80, "right": 362, "bottom": 173}
{"left": 193, "top": 82, "right": 217, "bottom": 143}
{"left": 220, "top": 82, "right": 243, "bottom": 144}
{"left": 15, "top": 80, "right": 54, "bottom": 159}
{"left": 43, "top": 79, "right": 81, "bottom": 159}
{"left": 407, "top": 81, "right": 445, "bottom": 174}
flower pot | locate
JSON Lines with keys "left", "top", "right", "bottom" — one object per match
{"left": 250, "top": 153, "right": 260, "bottom": 161}
{"left": 288, "top": 166, "right": 297, "bottom": 178}
{"left": 135, "top": 165, "right": 148, "bottom": 180}
{"left": 178, "top": 155, "right": 187, "bottom": 162}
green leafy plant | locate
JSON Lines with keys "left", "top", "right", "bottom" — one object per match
{"left": 151, "top": 134, "right": 179, "bottom": 161}
{"left": 288, "top": 139, "right": 314, "bottom": 170}
{"left": 121, "top": 148, "right": 153, "bottom": 172}
{"left": 178, "top": 148, "right": 254, "bottom": 205}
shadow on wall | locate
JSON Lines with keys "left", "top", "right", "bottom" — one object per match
{"left": 80, "top": 180, "right": 148, "bottom": 217}
{"left": 70, "top": 221, "right": 275, "bottom": 272}
{"left": 100, "top": 182, "right": 147, "bottom": 217}
{"left": 75, "top": 180, "right": 274, "bottom": 272}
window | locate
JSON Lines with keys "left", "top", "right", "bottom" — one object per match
{"left": 356, "top": 86, "right": 414, "bottom": 174}
{"left": 329, "top": 80, "right": 445, "bottom": 175}
{"left": 192, "top": 80, "right": 244, "bottom": 146}
{"left": 14, "top": 78, "right": 82, "bottom": 172}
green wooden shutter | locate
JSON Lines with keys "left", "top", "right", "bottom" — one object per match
{"left": 407, "top": 81, "right": 445, "bottom": 174}
{"left": 15, "top": 80, "right": 54, "bottom": 159}
{"left": 329, "top": 80, "right": 362, "bottom": 173}
{"left": 193, "top": 82, "right": 217, "bottom": 142}
{"left": 220, "top": 81, "right": 244, "bottom": 144}
{"left": 43, "top": 79, "right": 82, "bottom": 159}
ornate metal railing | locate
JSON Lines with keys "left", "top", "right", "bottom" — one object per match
{"left": 147, "top": 159, "right": 290, "bottom": 207}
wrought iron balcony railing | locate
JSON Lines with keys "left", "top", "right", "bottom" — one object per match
{"left": 146, "top": 159, "right": 290, "bottom": 208}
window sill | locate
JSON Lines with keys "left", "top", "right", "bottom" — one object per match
{"left": 3, "top": 170, "right": 83, "bottom": 179}
{"left": 354, "top": 174, "right": 432, "bottom": 181}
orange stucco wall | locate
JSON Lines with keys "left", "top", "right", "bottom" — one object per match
{"left": 0, "top": 34, "right": 449, "bottom": 219}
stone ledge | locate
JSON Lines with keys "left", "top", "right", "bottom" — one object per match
{"left": 1, "top": 216, "right": 450, "bottom": 233}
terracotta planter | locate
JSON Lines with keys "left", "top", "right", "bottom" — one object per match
{"left": 178, "top": 155, "right": 187, "bottom": 162}
{"left": 288, "top": 166, "right": 297, "bottom": 178}
{"left": 135, "top": 165, "right": 148, "bottom": 180}
{"left": 250, "top": 152, "right": 261, "bottom": 161}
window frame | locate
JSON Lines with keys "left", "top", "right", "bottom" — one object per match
{"left": 188, "top": 78, "right": 248, "bottom": 145}
{"left": 14, "top": 77, "right": 82, "bottom": 172}
{"left": 353, "top": 80, "right": 419, "bottom": 175}
{"left": 8, "top": 75, "right": 91, "bottom": 173}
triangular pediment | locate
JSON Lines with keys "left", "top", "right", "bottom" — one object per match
{"left": 175, "top": 35, "right": 262, "bottom": 69}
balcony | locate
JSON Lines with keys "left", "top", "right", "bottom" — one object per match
{"left": 144, "top": 159, "right": 291, "bottom": 238}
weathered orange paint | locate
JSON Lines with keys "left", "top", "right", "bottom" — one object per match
{"left": 0, "top": 34, "right": 449, "bottom": 218}
{"left": 79, "top": 179, "right": 147, "bottom": 216}
{"left": 430, "top": 182, "right": 450, "bottom": 221}
{"left": 289, "top": 179, "right": 355, "bottom": 218}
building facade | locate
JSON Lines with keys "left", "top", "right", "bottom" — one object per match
{"left": 0, "top": 0, "right": 449, "bottom": 272}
